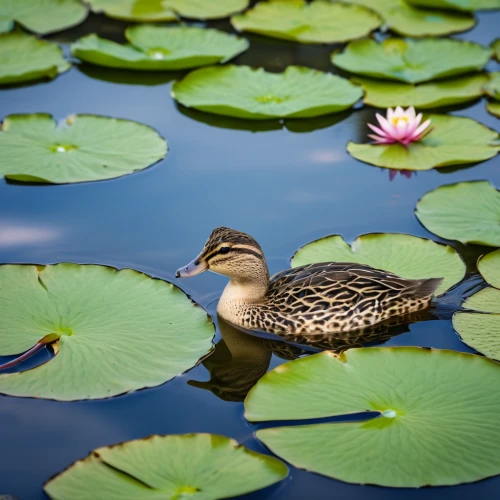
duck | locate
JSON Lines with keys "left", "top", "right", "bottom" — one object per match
{"left": 176, "top": 227, "right": 442, "bottom": 336}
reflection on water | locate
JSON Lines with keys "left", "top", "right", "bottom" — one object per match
{"left": 388, "top": 169, "right": 415, "bottom": 181}
{"left": 190, "top": 310, "right": 436, "bottom": 402}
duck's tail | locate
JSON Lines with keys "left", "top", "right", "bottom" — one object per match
{"left": 413, "top": 277, "right": 443, "bottom": 298}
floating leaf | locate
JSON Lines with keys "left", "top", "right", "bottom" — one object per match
{"left": 45, "top": 434, "right": 287, "bottom": 499}
{"left": 86, "top": 0, "right": 248, "bottom": 21}
{"left": 0, "top": 18, "right": 13, "bottom": 33}
{"left": 292, "top": 233, "right": 464, "bottom": 296}
{"left": 453, "top": 251, "right": 500, "bottom": 360}
{"left": 247, "top": 347, "right": 500, "bottom": 487}
{"left": 0, "top": 113, "right": 167, "bottom": 184}
{"left": 488, "top": 101, "right": 500, "bottom": 117}
{"left": 231, "top": 0, "right": 381, "bottom": 44}
{"left": 0, "top": 31, "right": 70, "bottom": 85}
{"left": 0, "top": 264, "right": 214, "bottom": 400}
{"left": 71, "top": 26, "right": 248, "bottom": 71}
{"left": 353, "top": 74, "right": 487, "bottom": 109}
{"left": 332, "top": 38, "right": 492, "bottom": 84}
{"left": 493, "top": 38, "right": 500, "bottom": 60}
{"left": 415, "top": 181, "right": 500, "bottom": 246}
{"left": 348, "top": 114, "right": 499, "bottom": 171}
{"left": 407, "top": 0, "right": 500, "bottom": 12}
{"left": 0, "top": 0, "right": 87, "bottom": 35}
{"left": 172, "top": 65, "right": 362, "bottom": 120}
{"left": 346, "top": 0, "right": 475, "bottom": 37}
{"left": 485, "top": 72, "right": 500, "bottom": 100}
{"left": 478, "top": 249, "right": 500, "bottom": 288}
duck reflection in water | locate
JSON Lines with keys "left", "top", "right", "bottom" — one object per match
{"left": 189, "top": 309, "right": 436, "bottom": 402}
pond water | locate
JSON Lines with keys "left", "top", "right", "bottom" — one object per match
{"left": 1, "top": 9, "right": 500, "bottom": 500}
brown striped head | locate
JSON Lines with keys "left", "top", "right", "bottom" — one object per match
{"left": 176, "top": 227, "right": 269, "bottom": 283}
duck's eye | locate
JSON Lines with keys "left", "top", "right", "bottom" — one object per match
{"left": 219, "top": 246, "right": 231, "bottom": 254}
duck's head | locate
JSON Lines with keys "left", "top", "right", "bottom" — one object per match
{"left": 175, "top": 227, "right": 268, "bottom": 283}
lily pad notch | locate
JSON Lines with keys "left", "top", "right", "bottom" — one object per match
{"left": 71, "top": 25, "right": 249, "bottom": 71}
{"left": 0, "top": 263, "right": 215, "bottom": 400}
{"left": 453, "top": 249, "right": 500, "bottom": 361}
{"left": 0, "top": 113, "right": 168, "bottom": 183}
{"left": 292, "top": 232, "right": 465, "bottom": 296}
{"left": 172, "top": 65, "right": 363, "bottom": 120}
{"left": 0, "top": 31, "right": 70, "bottom": 85}
{"left": 44, "top": 434, "right": 288, "bottom": 499}
{"left": 246, "top": 347, "right": 500, "bottom": 487}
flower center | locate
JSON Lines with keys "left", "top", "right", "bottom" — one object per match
{"left": 392, "top": 116, "right": 408, "bottom": 126}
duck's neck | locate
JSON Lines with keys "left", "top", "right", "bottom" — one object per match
{"left": 219, "top": 260, "right": 270, "bottom": 305}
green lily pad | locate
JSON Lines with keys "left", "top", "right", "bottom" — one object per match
{"left": 453, "top": 251, "right": 500, "bottom": 360}
{"left": 0, "top": 31, "right": 70, "bottom": 85}
{"left": 415, "top": 181, "right": 500, "bottom": 246}
{"left": 488, "top": 101, "right": 500, "bottom": 117}
{"left": 353, "top": 74, "right": 488, "bottom": 109}
{"left": 71, "top": 26, "right": 248, "bottom": 71}
{"left": 407, "top": 0, "right": 500, "bottom": 12}
{"left": 485, "top": 72, "right": 500, "bottom": 100}
{"left": 332, "top": 38, "right": 492, "bottom": 84}
{"left": 172, "top": 65, "right": 362, "bottom": 120}
{"left": 292, "top": 232, "right": 464, "bottom": 296}
{"left": 87, "top": 0, "right": 248, "bottom": 21}
{"left": 230, "top": 0, "right": 381, "bottom": 44}
{"left": 0, "top": 18, "right": 13, "bottom": 33}
{"left": 493, "top": 38, "right": 500, "bottom": 60}
{"left": 346, "top": 0, "right": 475, "bottom": 37}
{"left": 0, "top": 0, "right": 87, "bottom": 35}
{"left": 0, "top": 264, "right": 214, "bottom": 401}
{"left": 0, "top": 113, "right": 167, "bottom": 184}
{"left": 45, "top": 434, "right": 288, "bottom": 499}
{"left": 348, "top": 114, "right": 499, "bottom": 171}
{"left": 479, "top": 249, "right": 500, "bottom": 288}
{"left": 247, "top": 347, "right": 500, "bottom": 487}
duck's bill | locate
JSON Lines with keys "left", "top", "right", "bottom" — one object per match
{"left": 175, "top": 257, "right": 208, "bottom": 278}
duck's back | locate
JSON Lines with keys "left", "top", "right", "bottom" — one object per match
{"left": 250, "top": 262, "right": 442, "bottom": 335}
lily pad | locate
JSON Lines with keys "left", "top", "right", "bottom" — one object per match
{"left": 0, "top": 0, "right": 87, "bottom": 35}
{"left": 292, "top": 233, "right": 465, "bottom": 296}
{"left": 407, "top": 0, "right": 500, "bottom": 12}
{"left": 346, "top": 0, "right": 475, "bottom": 37}
{"left": 0, "top": 113, "right": 167, "bottom": 183}
{"left": 230, "top": 0, "right": 381, "bottom": 44}
{"left": 45, "top": 434, "right": 288, "bottom": 499}
{"left": 353, "top": 74, "right": 488, "bottom": 109}
{"left": 493, "top": 38, "right": 500, "bottom": 60}
{"left": 488, "top": 101, "right": 500, "bottom": 117}
{"left": 415, "top": 181, "right": 500, "bottom": 246}
{"left": 332, "top": 38, "right": 492, "bottom": 84}
{"left": 348, "top": 114, "right": 499, "bottom": 171}
{"left": 71, "top": 26, "right": 248, "bottom": 71}
{"left": 479, "top": 249, "right": 500, "bottom": 288}
{"left": 485, "top": 72, "right": 500, "bottom": 100}
{"left": 248, "top": 347, "right": 500, "bottom": 487}
{"left": 0, "top": 31, "right": 70, "bottom": 85}
{"left": 0, "top": 264, "right": 214, "bottom": 401}
{"left": 0, "top": 18, "right": 13, "bottom": 33}
{"left": 86, "top": 0, "right": 248, "bottom": 21}
{"left": 172, "top": 65, "right": 363, "bottom": 120}
{"left": 453, "top": 252, "right": 500, "bottom": 360}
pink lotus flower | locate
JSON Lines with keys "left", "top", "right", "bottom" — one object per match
{"left": 368, "top": 106, "right": 432, "bottom": 146}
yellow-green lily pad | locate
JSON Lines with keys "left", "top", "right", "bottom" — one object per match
{"left": 348, "top": 114, "right": 499, "bottom": 171}
{"left": 86, "top": 0, "right": 249, "bottom": 21}
{"left": 45, "top": 434, "right": 288, "bottom": 499}
{"left": 292, "top": 232, "right": 465, "bottom": 296}
{"left": 231, "top": 0, "right": 381, "bottom": 44}
{"left": 453, "top": 250, "right": 500, "bottom": 360}
{"left": 0, "top": 113, "right": 167, "bottom": 184}
{"left": 172, "top": 65, "right": 362, "bottom": 120}
{"left": 0, "top": 264, "right": 214, "bottom": 401}
{"left": 71, "top": 26, "right": 248, "bottom": 71}
{"left": 332, "top": 38, "right": 492, "bottom": 84}
{"left": 493, "top": 38, "right": 500, "bottom": 60}
{"left": 407, "top": 0, "right": 500, "bottom": 12}
{"left": 353, "top": 74, "right": 488, "bottom": 109}
{"left": 485, "top": 72, "right": 500, "bottom": 100}
{"left": 0, "top": 31, "right": 70, "bottom": 85}
{"left": 488, "top": 101, "right": 500, "bottom": 117}
{"left": 415, "top": 181, "right": 500, "bottom": 246}
{"left": 247, "top": 347, "right": 500, "bottom": 487}
{"left": 346, "top": 0, "right": 475, "bottom": 37}
{"left": 0, "top": 0, "right": 87, "bottom": 35}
